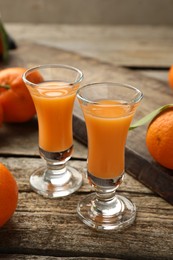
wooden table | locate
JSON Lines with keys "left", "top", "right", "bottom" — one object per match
{"left": 0, "top": 24, "right": 173, "bottom": 260}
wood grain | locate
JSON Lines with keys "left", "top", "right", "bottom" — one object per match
{"left": 6, "top": 24, "right": 173, "bottom": 67}
{"left": 0, "top": 157, "right": 172, "bottom": 260}
{"left": 0, "top": 157, "right": 151, "bottom": 194}
{"left": 0, "top": 256, "right": 114, "bottom": 260}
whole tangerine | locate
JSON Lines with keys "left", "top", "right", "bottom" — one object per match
{"left": 146, "top": 108, "right": 173, "bottom": 169}
{"left": 0, "top": 163, "right": 18, "bottom": 227}
{"left": 0, "top": 67, "right": 42, "bottom": 123}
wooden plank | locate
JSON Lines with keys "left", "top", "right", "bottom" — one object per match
{"left": 6, "top": 24, "right": 173, "bottom": 67}
{"left": 1, "top": 42, "right": 173, "bottom": 205}
{"left": 0, "top": 256, "right": 114, "bottom": 260}
{"left": 0, "top": 157, "right": 172, "bottom": 260}
{"left": 0, "top": 157, "right": 151, "bottom": 194}
{"left": 140, "top": 70, "right": 168, "bottom": 82}
{"left": 2, "top": 206, "right": 172, "bottom": 259}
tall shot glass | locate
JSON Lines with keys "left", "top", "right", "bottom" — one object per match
{"left": 77, "top": 82, "right": 143, "bottom": 230}
{"left": 23, "top": 64, "right": 83, "bottom": 198}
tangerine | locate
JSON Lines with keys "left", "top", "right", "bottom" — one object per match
{"left": 0, "top": 67, "right": 42, "bottom": 123}
{"left": 146, "top": 108, "right": 173, "bottom": 169}
{"left": 0, "top": 163, "right": 18, "bottom": 227}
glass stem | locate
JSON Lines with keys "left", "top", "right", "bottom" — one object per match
{"left": 44, "top": 161, "right": 71, "bottom": 185}
{"left": 95, "top": 186, "right": 117, "bottom": 202}
{"left": 91, "top": 186, "right": 122, "bottom": 217}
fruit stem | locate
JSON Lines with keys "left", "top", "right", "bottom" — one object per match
{"left": 0, "top": 84, "right": 10, "bottom": 89}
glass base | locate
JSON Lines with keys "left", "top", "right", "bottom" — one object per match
{"left": 30, "top": 166, "right": 82, "bottom": 198}
{"left": 77, "top": 193, "right": 136, "bottom": 231}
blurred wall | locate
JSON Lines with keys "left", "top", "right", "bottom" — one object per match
{"left": 0, "top": 0, "right": 173, "bottom": 25}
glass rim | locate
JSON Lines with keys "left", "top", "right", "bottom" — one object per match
{"left": 77, "top": 82, "right": 143, "bottom": 105}
{"left": 22, "top": 63, "right": 84, "bottom": 88}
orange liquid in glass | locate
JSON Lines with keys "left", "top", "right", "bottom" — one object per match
{"left": 83, "top": 100, "right": 134, "bottom": 179}
{"left": 29, "top": 82, "right": 77, "bottom": 152}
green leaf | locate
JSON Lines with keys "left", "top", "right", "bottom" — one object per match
{"left": 0, "top": 19, "right": 9, "bottom": 62}
{"left": 129, "top": 104, "right": 173, "bottom": 130}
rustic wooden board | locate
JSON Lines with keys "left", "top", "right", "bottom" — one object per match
{"left": 1, "top": 157, "right": 152, "bottom": 194}
{"left": 0, "top": 157, "right": 173, "bottom": 260}
{"left": 6, "top": 24, "right": 173, "bottom": 67}
{"left": 2, "top": 42, "right": 173, "bottom": 205}
{"left": 0, "top": 256, "right": 113, "bottom": 260}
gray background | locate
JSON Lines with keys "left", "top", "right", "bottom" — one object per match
{"left": 0, "top": 0, "right": 173, "bottom": 25}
